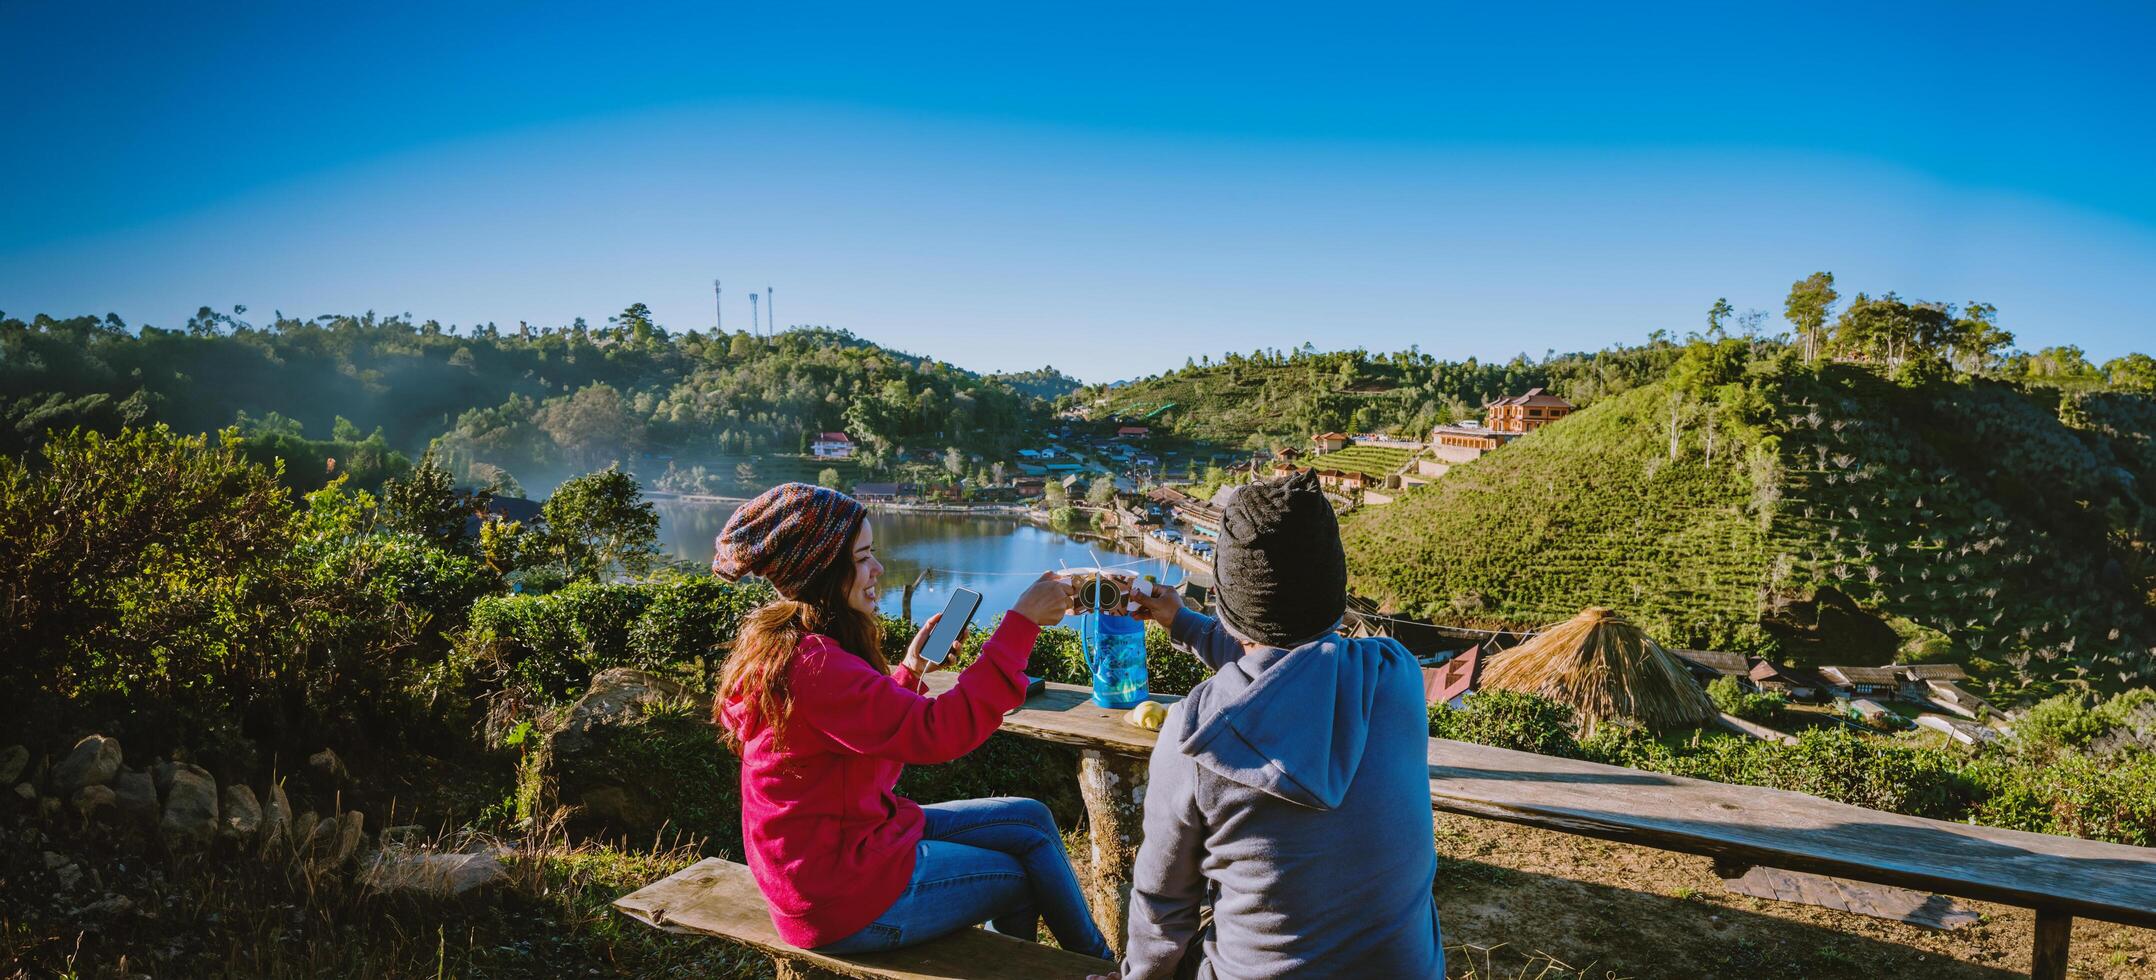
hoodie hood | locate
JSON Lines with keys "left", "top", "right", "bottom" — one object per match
{"left": 1177, "top": 632, "right": 1409, "bottom": 810}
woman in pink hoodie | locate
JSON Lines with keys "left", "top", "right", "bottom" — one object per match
{"left": 711, "top": 483, "right": 1112, "bottom": 959}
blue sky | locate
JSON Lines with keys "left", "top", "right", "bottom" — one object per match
{"left": 3, "top": 2, "right": 2153, "bottom": 383}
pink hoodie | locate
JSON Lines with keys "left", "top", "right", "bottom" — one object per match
{"left": 719, "top": 614, "right": 1038, "bottom": 947}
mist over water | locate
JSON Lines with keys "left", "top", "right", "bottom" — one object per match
{"left": 655, "top": 501, "right": 1185, "bottom": 622}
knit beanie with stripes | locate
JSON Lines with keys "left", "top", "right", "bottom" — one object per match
{"left": 712, "top": 483, "right": 867, "bottom": 599}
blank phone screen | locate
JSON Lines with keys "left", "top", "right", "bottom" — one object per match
{"left": 918, "top": 588, "right": 982, "bottom": 664}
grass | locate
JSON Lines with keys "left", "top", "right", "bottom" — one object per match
{"left": 1342, "top": 366, "right": 2156, "bottom": 692}
{"left": 1306, "top": 445, "right": 1416, "bottom": 477}
{"left": 0, "top": 808, "right": 769, "bottom": 979}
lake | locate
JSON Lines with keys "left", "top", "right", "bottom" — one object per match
{"left": 655, "top": 499, "right": 1187, "bottom": 622}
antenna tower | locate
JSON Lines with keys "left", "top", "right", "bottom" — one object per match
{"left": 713, "top": 279, "right": 722, "bottom": 331}
{"left": 749, "top": 292, "right": 760, "bottom": 336}
{"left": 767, "top": 286, "right": 775, "bottom": 334}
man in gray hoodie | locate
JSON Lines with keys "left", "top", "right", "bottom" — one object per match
{"left": 1107, "top": 469, "right": 1442, "bottom": 979}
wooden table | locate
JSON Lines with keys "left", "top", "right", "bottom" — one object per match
{"left": 931, "top": 675, "right": 2156, "bottom": 980}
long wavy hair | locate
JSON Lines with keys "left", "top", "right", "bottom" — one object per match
{"left": 714, "top": 511, "right": 885, "bottom": 751}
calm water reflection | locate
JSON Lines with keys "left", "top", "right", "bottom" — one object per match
{"left": 655, "top": 500, "right": 1186, "bottom": 621}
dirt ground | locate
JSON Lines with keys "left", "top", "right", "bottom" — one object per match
{"left": 1429, "top": 812, "right": 2156, "bottom": 980}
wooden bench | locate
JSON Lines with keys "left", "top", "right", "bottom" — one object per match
{"left": 930, "top": 674, "right": 2156, "bottom": 980}
{"left": 614, "top": 857, "right": 1113, "bottom": 979}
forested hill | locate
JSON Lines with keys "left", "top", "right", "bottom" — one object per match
{"left": 1340, "top": 347, "right": 2156, "bottom": 695}
{"left": 1, "top": 307, "right": 1056, "bottom": 492}
{"left": 1072, "top": 343, "right": 1684, "bottom": 449}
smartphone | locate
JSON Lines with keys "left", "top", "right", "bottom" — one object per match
{"left": 918, "top": 588, "right": 982, "bottom": 665}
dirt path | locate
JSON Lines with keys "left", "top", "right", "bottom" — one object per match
{"left": 1431, "top": 812, "right": 2156, "bottom": 979}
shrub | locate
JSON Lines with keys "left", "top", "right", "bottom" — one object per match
{"left": 464, "top": 576, "right": 772, "bottom": 702}
{"left": 1430, "top": 690, "right": 1583, "bottom": 758}
{"left": 1706, "top": 675, "right": 1788, "bottom": 723}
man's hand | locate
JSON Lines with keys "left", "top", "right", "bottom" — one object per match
{"left": 901, "top": 613, "right": 965, "bottom": 675}
{"left": 1013, "top": 571, "right": 1076, "bottom": 626}
{"left": 1119, "top": 572, "right": 1184, "bottom": 626}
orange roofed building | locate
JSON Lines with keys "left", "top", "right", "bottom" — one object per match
{"left": 1484, "top": 388, "right": 1573, "bottom": 433}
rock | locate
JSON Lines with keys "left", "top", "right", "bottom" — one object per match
{"left": 318, "top": 811, "right": 364, "bottom": 869}
{"left": 0, "top": 744, "right": 27, "bottom": 785}
{"left": 159, "top": 767, "right": 220, "bottom": 850}
{"left": 293, "top": 810, "right": 321, "bottom": 852}
{"left": 55, "top": 862, "right": 82, "bottom": 889}
{"left": 44, "top": 850, "right": 68, "bottom": 870}
{"left": 72, "top": 784, "right": 117, "bottom": 820}
{"left": 40, "top": 796, "right": 61, "bottom": 819}
{"left": 152, "top": 760, "right": 210, "bottom": 799}
{"left": 52, "top": 735, "right": 123, "bottom": 794}
{"left": 220, "top": 784, "right": 262, "bottom": 841}
{"left": 258, "top": 780, "right": 292, "bottom": 855}
{"left": 303, "top": 815, "right": 336, "bottom": 862}
{"left": 379, "top": 824, "right": 428, "bottom": 848}
{"left": 309, "top": 748, "right": 347, "bottom": 784}
{"left": 534, "top": 667, "right": 737, "bottom": 848}
{"left": 113, "top": 770, "right": 158, "bottom": 825}
{"left": 14, "top": 782, "right": 36, "bottom": 803}
{"left": 362, "top": 849, "right": 506, "bottom": 898}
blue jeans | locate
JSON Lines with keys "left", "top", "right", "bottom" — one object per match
{"left": 814, "top": 797, "right": 1114, "bottom": 960}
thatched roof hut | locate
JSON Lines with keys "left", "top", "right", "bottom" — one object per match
{"left": 1479, "top": 607, "right": 1718, "bottom": 734}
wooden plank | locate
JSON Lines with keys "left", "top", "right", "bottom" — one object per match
{"left": 1719, "top": 866, "right": 1980, "bottom": 930}
{"left": 936, "top": 676, "right": 2156, "bottom": 930}
{"left": 1425, "top": 738, "right": 2156, "bottom": 930}
{"left": 613, "top": 858, "right": 1112, "bottom": 980}
{"left": 923, "top": 673, "right": 1179, "bottom": 758}
{"left": 2031, "top": 908, "right": 2072, "bottom": 980}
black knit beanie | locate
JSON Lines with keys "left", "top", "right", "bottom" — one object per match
{"left": 1211, "top": 468, "right": 1347, "bottom": 648}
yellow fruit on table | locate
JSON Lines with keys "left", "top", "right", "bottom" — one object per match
{"left": 1124, "top": 700, "right": 1167, "bottom": 732}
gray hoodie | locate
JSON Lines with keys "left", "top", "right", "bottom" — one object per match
{"left": 1121, "top": 609, "right": 1443, "bottom": 979}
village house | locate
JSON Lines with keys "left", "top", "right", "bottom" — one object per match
{"left": 1115, "top": 425, "right": 1149, "bottom": 440}
{"left": 811, "top": 431, "right": 854, "bottom": 459}
{"left": 1422, "top": 645, "right": 1483, "bottom": 709}
{"left": 1312, "top": 432, "right": 1351, "bottom": 454}
{"left": 1748, "top": 660, "right": 1823, "bottom": 701}
{"left": 1485, "top": 387, "right": 1574, "bottom": 433}
{"left": 1819, "top": 665, "right": 1901, "bottom": 700}
{"left": 851, "top": 482, "right": 909, "bottom": 503}
{"left": 1671, "top": 649, "right": 1752, "bottom": 688}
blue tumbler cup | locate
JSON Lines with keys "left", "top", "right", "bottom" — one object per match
{"left": 1085, "top": 613, "right": 1150, "bottom": 709}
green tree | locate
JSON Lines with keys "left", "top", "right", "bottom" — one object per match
{"left": 379, "top": 450, "right": 477, "bottom": 553}
{"left": 537, "top": 467, "right": 660, "bottom": 582}
{"left": 2103, "top": 353, "right": 2156, "bottom": 393}
{"left": 734, "top": 460, "right": 759, "bottom": 490}
{"left": 816, "top": 467, "right": 845, "bottom": 491}
{"left": 535, "top": 383, "right": 637, "bottom": 471}
{"left": 1042, "top": 479, "right": 1068, "bottom": 508}
{"left": 1784, "top": 272, "right": 1839, "bottom": 364}
{"left": 1087, "top": 472, "right": 1119, "bottom": 506}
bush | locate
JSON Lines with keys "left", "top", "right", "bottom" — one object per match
{"left": 464, "top": 576, "right": 772, "bottom": 702}
{"left": 0, "top": 425, "right": 496, "bottom": 758}
{"left": 1706, "top": 675, "right": 1788, "bottom": 723}
{"left": 1429, "top": 690, "right": 1583, "bottom": 758}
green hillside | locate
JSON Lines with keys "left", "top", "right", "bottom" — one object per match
{"left": 1307, "top": 445, "right": 1415, "bottom": 477}
{"left": 1342, "top": 353, "right": 2156, "bottom": 694}
{"left": 1078, "top": 345, "right": 1680, "bottom": 448}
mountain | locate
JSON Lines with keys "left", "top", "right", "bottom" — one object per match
{"left": 987, "top": 367, "right": 1085, "bottom": 402}
{"left": 1, "top": 310, "right": 1054, "bottom": 492}
{"left": 1340, "top": 350, "right": 2156, "bottom": 694}
{"left": 1073, "top": 344, "right": 1680, "bottom": 449}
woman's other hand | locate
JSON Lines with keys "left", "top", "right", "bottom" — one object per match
{"left": 1013, "top": 571, "right": 1075, "bottom": 626}
{"left": 1120, "top": 573, "right": 1184, "bottom": 626}
{"left": 901, "top": 613, "right": 966, "bottom": 675}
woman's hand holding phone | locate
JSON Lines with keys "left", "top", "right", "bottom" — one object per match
{"left": 902, "top": 613, "right": 966, "bottom": 676}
